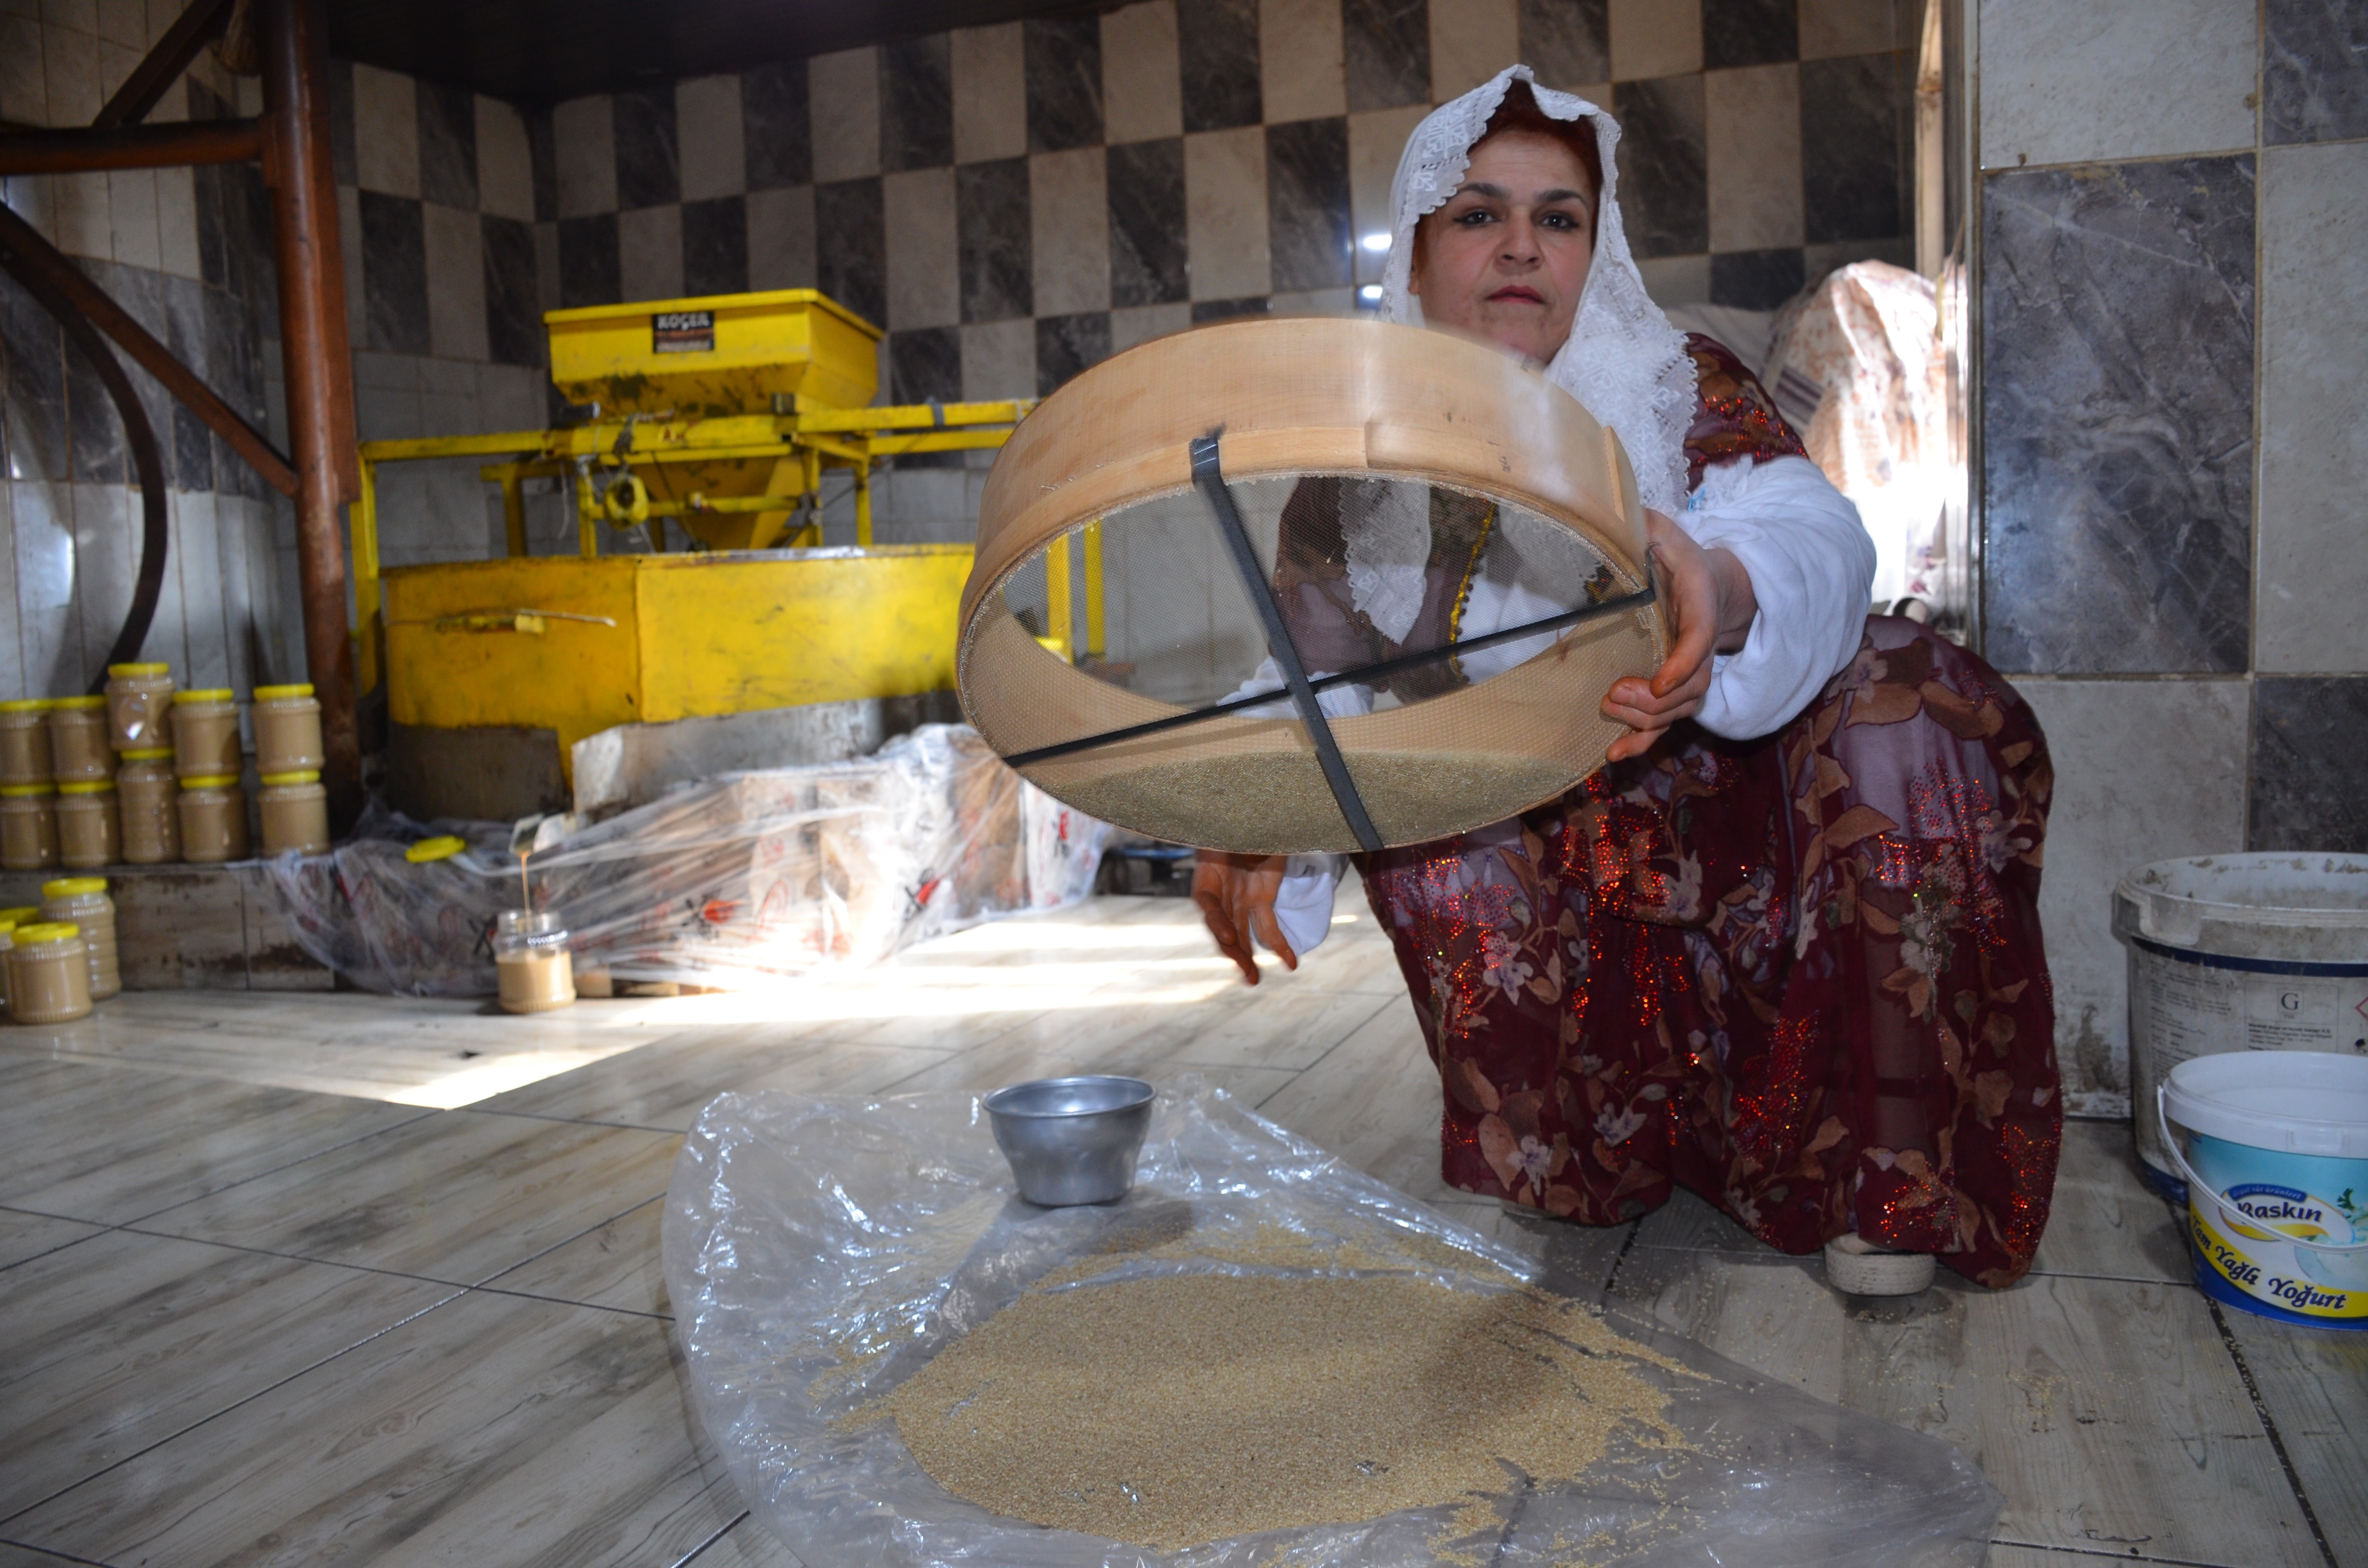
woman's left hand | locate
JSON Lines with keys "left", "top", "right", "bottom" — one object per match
{"left": 1601, "top": 508, "right": 1757, "bottom": 761}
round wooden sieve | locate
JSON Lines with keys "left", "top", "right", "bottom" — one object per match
{"left": 958, "top": 316, "right": 1667, "bottom": 855}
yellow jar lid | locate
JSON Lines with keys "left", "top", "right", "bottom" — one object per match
{"left": 405, "top": 834, "right": 467, "bottom": 863}
{"left": 0, "top": 783, "right": 55, "bottom": 798}
{"left": 11, "top": 921, "right": 79, "bottom": 943}
{"left": 42, "top": 877, "right": 107, "bottom": 897}
{"left": 254, "top": 683, "right": 315, "bottom": 699}
{"left": 175, "top": 688, "right": 236, "bottom": 704}
{"left": 0, "top": 698, "right": 51, "bottom": 713}
{"left": 260, "top": 770, "right": 322, "bottom": 786}
{"left": 120, "top": 747, "right": 175, "bottom": 761}
{"left": 109, "top": 662, "right": 172, "bottom": 677}
{"left": 181, "top": 773, "right": 240, "bottom": 789}
{"left": 52, "top": 695, "right": 106, "bottom": 711}
{"left": 0, "top": 905, "right": 38, "bottom": 923}
{"left": 57, "top": 780, "right": 116, "bottom": 796}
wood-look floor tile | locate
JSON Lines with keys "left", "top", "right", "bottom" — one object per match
{"left": 485, "top": 1198, "right": 666, "bottom": 1317}
{"left": 0, "top": 1057, "right": 428, "bottom": 1225}
{"left": 927, "top": 982, "right": 1394, "bottom": 1082}
{"left": 0, "top": 1231, "right": 455, "bottom": 1518}
{"left": 1606, "top": 1250, "right": 2324, "bottom": 1567}
{"left": 1428, "top": 1197, "right": 1634, "bottom": 1299}
{"left": 2028, "top": 1119, "right": 2189, "bottom": 1285}
{"left": 0, "top": 1209, "right": 104, "bottom": 1272}
{"left": 474, "top": 1028, "right": 944, "bottom": 1130}
{"left": 10, "top": 1291, "right": 744, "bottom": 1568}
{"left": 2220, "top": 1304, "right": 2368, "bottom": 1568}
{"left": 1253, "top": 999, "right": 1455, "bottom": 1201}
{"left": 1627, "top": 1180, "right": 1779, "bottom": 1256}
{"left": 137, "top": 1111, "right": 681, "bottom": 1286}
{"left": 888, "top": 1037, "right": 1299, "bottom": 1106}
{"left": 0, "top": 1541, "right": 93, "bottom": 1566}
{"left": 684, "top": 1513, "right": 804, "bottom": 1566}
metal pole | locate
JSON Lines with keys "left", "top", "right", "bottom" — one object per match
{"left": 258, "top": 0, "right": 362, "bottom": 823}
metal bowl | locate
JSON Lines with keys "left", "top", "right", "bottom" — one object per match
{"left": 983, "top": 1076, "right": 1156, "bottom": 1206}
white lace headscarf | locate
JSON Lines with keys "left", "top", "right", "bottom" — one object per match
{"left": 1379, "top": 65, "right": 1697, "bottom": 517}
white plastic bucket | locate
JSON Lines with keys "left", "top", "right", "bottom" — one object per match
{"left": 2158, "top": 1053, "right": 2368, "bottom": 1329}
{"left": 2115, "top": 854, "right": 2368, "bottom": 1195}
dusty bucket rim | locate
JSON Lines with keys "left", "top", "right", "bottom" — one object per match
{"left": 2117, "top": 853, "right": 2368, "bottom": 928}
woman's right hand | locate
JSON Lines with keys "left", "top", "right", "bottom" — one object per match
{"left": 1192, "top": 851, "right": 1297, "bottom": 986}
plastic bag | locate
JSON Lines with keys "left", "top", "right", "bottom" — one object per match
{"left": 664, "top": 1081, "right": 2002, "bottom": 1567}
{"left": 266, "top": 724, "right": 1108, "bottom": 994}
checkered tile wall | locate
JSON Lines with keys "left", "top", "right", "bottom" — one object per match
{"left": 333, "top": 0, "right": 1921, "bottom": 437}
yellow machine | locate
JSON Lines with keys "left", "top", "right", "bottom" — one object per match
{"left": 351, "top": 289, "right": 1099, "bottom": 781}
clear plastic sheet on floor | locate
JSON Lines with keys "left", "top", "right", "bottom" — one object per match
{"left": 663, "top": 1081, "right": 2003, "bottom": 1568}
{"left": 266, "top": 724, "right": 1108, "bottom": 994}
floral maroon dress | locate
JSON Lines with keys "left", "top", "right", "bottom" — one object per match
{"left": 1358, "top": 338, "right": 2060, "bottom": 1287}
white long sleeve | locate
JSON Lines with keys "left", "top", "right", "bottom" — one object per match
{"left": 1671, "top": 455, "right": 1875, "bottom": 739}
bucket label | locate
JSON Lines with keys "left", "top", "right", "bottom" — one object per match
{"left": 653, "top": 310, "right": 715, "bottom": 354}
{"left": 2190, "top": 1182, "right": 2368, "bottom": 1321}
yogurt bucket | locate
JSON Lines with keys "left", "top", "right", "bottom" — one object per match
{"left": 2158, "top": 1052, "right": 2368, "bottom": 1330}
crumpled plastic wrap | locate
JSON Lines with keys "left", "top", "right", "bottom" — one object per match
{"left": 664, "top": 1081, "right": 2002, "bottom": 1568}
{"left": 267, "top": 723, "right": 1107, "bottom": 994}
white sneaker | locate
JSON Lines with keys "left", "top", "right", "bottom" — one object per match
{"left": 1823, "top": 1231, "right": 1936, "bottom": 1296}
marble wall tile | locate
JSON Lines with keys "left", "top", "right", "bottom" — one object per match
{"left": 742, "top": 61, "right": 812, "bottom": 190}
{"left": 953, "top": 22, "right": 1027, "bottom": 163}
{"left": 527, "top": 105, "right": 557, "bottom": 220}
{"left": 1344, "top": 0, "right": 1429, "bottom": 113}
{"left": 358, "top": 190, "right": 428, "bottom": 355}
{"left": 814, "top": 177, "right": 885, "bottom": 326}
{"left": 104, "top": 167, "right": 157, "bottom": 270}
{"left": 555, "top": 212, "right": 620, "bottom": 309}
{"left": 885, "top": 167, "right": 960, "bottom": 330}
{"left": 1103, "top": 1, "right": 1184, "bottom": 143}
{"left": 1520, "top": 0, "right": 1610, "bottom": 90}
{"left": 1348, "top": 104, "right": 1429, "bottom": 278}
{"left": 1186, "top": 125, "right": 1273, "bottom": 298}
{"left": 1267, "top": 115, "right": 1352, "bottom": 292}
{"left": 1026, "top": 16, "right": 1103, "bottom": 152}
{"left": 0, "top": 13, "right": 48, "bottom": 125}
{"left": 1192, "top": 294, "right": 1270, "bottom": 321}
{"left": 1799, "top": 52, "right": 1900, "bottom": 242}
{"left": 2257, "top": 141, "right": 2368, "bottom": 676}
{"left": 2009, "top": 679, "right": 2245, "bottom": 1108}
{"left": 351, "top": 63, "right": 419, "bottom": 198}
{"left": 1036, "top": 309, "right": 1113, "bottom": 394}
{"left": 675, "top": 75, "right": 745, "bottom": 202}
{"left": 889, "top": 324, "right": 962, "bottom": 403}
{"left": 1031, "top": 147, "right": 1111, "bottom": 317}
{"left": 155, "top": 167, "right": 201, "bottom": 280}
{"left": 1110, "top": 299, "right": 1194, "bottom": 351}
{"left": 51, "top": 170, "right": 115, "bottom": 261}
{"left": 1977, "top": 0, "right": 2256, "bottom": 170}
{"left": 746, "top": 184, "right": 817, "bottom": 291}
{"left": 1431, "top": 0, "right": 1517, "bottom": 99}
{"left": 43, "top": 23, "right": 99, "bottom": 127}
{"left": 2251, "top": 677, "right": 2368, "bottom": 852}
{"left": 1703, "top": 0, "right": 1796, "bottom": 69}
{"left": 1609, "top": 0, "right": 1702, "bottom": 78}
{"left": 961, "top": 316, "right": 1036, "bottom": 400}
{"left": 1801, "top": 232, "right": 1908, "bottom": 281}
{"left": 481, "top": 214, "right": 541, "bottom": 368}
{"left": 810, "top": 48, "right": 880, "bottom": 183}
{"left": 2264, "top": 0, "right": 2368, "bottom": 146}
{"left": 956, "top": 158, "right": 1032, "bottom": 322}
{"left": 1614, "top": 73, "right": 1707, "bottom": 257}
{"left": 552, "top": 96, "right": 616, "bottom": 218}
{"left": 1705, "top": 61, "right": 1800, "bottom": 252}
{"left": 1263, "top": 0, "right": 1346, "bottom": 123}
{"left": 1983, "top": 159, "right": 2255, "bottom": 675}
{"left": 475, "top": 96, "right": 535, "bottom": 222}
{"left": 1708, "top": 246, "right": 1802, "bottom": 306}
{"left": 682, "top": 195, "right": 748, "bottom": 296}
{"left": 880, "top": 35, "right": 954, "bottom": 173}
{"left": 1637, "top": 254, "right": 1710, "bottom": 305}
{"left": 1799, "top": 0, "right": 1896, "bottom": 57}
{"left": 415, "top": 81, "right": 476, "bottom": 210}
{"left": 1108, "top": 136, "right": 1190, "bottom": 306}
{"left": 3, "top": 273, "right": 72, "bottom": 485}
{"left": 12, "top": 480, "right": 80, "bottom": 692}
{"left": 1179, "top": 0, "right": 1263, "bottom": 134}
{"left": 422, "top": 201, "right": 487, "bottom": 363}
{"left": 613, "top": 85, "right": 678, "bottom": 210}
{"left": 617, "top": 201, "right": 682, "bottom": 301}
{"left": 0, "top": 488, "right": 22, "bottom": 700}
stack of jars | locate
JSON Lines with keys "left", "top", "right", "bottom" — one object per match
{"left": 0, "top": 699, "right": 54, "bottom": 872}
